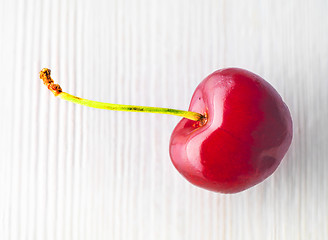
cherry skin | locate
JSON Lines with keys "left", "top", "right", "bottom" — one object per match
{"left": 169, "top": 68, "right": 293, "bottom": 193}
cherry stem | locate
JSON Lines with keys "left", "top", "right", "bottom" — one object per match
{"left": 39, "top": 68, "right": 205, "bottom": 122}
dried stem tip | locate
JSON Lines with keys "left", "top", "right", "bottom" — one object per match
{"left": 39, "top": 68, "right": 62, "bottom": 96}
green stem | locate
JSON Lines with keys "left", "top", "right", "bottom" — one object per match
{"left": 40, "top": 68, "right": 204, "bottom": 122}
{"left": 59, "top": 92, "right": 202, "bottom": 121}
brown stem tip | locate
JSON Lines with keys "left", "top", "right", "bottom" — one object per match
{"left": 39, "top": 68, "right": 62, "bottom": 96}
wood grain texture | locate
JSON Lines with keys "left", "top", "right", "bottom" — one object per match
{"left": 0, "top": 0, "right": 327, "bottom": 239}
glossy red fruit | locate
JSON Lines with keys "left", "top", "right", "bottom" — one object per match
{"left": 169, "top": 68, "right": 293, "bottom": 193}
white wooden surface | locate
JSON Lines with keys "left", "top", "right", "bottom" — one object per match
{"left": 0, "top": 0, "right": 327, "bottom": 239}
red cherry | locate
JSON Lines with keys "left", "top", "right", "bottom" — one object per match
{"left": 169, "top": 68, "right": 293, "bottom": 193}
{"left": 40, "top": 67, "right": 293, "bottom": 193}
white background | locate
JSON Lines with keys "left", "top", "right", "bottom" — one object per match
{"left": 0, "top": 0, "right": 327, "bottom": 239}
